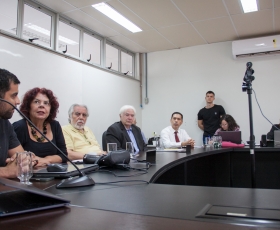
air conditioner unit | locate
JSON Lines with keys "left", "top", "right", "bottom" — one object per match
{"left": 232, "top": 35, "right": 280, "bottom": 59}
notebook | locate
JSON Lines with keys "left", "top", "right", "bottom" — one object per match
{"left": 217, "top": 131, "right": 242, "bottom": 144}
{"left": 33, "top": 163, "right": 99, "bottom": 178}
{"left": 0, "top": 177, "right": 70, "bottom": 217}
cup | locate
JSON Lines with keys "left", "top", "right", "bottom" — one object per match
{"left": 126, "top": 142, "right": 134, "bottom": 154}
{"left": 156, "top": 139, "right": 163, "bottom": 150}
{"left": 17, "top": 151, "right": 33, "bottom": 185}
{"left": 186, "top": 144, "right": 191, "bottom": 153}
{"left": 107, "top": 143, "right": 117, "bottom": 153}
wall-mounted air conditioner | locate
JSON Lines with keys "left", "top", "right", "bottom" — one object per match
{"left": 232, "top": 35, "right": 280, "bottom": 59}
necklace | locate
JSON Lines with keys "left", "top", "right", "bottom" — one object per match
{"left": 28, "top": 122, "right": 47, "bottom": 142}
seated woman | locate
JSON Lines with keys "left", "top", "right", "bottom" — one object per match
{"left": 13, "top": 88, "right": 67, "bottom": 166}
{"left": 214, "top": 114, "right": 240, "bottom": 135}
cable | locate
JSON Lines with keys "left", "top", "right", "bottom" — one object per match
{"left": 252, "top": 88, "right": 279, "bottom": 130}
{"left": 95, "top": 180, "right": 149, "bottom": 185}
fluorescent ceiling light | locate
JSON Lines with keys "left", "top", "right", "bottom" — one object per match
{"left": 24, "top": 23, "right": 78, "bottom": 45}
{"left": 92, "top": 3, "right": 142, "bottom": 33}
{"left": 240, "top": 0, "right": 258, "bottom": 13}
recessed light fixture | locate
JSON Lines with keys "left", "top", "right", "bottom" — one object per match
{"left": 92, "top": 2, "right": 142, "bottom": 33}
{"left": 240, "top": 0, "right": 258, "bottom": 13}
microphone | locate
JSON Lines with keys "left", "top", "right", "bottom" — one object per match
{"left": 0, "top": 98, "right": 95, "bottom": 189}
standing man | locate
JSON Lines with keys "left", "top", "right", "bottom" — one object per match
{"left": 197, "top": 91, "right": 225, "bottom": 143}
{"left": 106, "top": 105, "right": 145, "bottom": 152}
{"left": 0, "top": 69, "right": 24, "bottom": 178}
{"left": 62, "top": 104, "right": 105, "bottom": 160}
{"left": 161, "top": 112, "right": 195, "bottom": 149}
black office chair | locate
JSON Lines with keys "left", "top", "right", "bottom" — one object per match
{"left": 102, "top": 131, "right": 107, "bottom": 151}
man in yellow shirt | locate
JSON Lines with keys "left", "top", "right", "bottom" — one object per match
{"left": 62, "top": 104, "right": 105, "bottom": 160}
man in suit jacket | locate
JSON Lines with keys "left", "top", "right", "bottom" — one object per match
{"left": 106, "top": 105, "right": 145, "bottom": 152}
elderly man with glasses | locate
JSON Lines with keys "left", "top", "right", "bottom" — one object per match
{"left": 62, "top": 104, "right": 105, "bottom": 160}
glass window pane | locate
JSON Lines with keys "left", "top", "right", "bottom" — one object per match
{"left": 83, "top": 33, "right": 100, "bottom": 65}
{"left": 0, "top": 0, "right": 17, "bottom": 35}
{"left": 58, "top": 21, "right": 80, "bottom": 57}
{"left": 106, "top": 44, "right": 118, "bottom": 71}
{"left": 23, "top": 4, "right": 52, "bottom": 48}
{"left": 121, "top": 52, "right": 133, "bottom": 76}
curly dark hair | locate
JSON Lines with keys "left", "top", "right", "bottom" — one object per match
{"left": 220, "top": 114, "right": 239, "bottom": 131}
{"left": 20, "top": 88, "right": 59, "bottom": 123}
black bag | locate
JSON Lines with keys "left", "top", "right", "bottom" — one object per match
{"left": 83, "top": 150, "right": 130, "bottom": 167}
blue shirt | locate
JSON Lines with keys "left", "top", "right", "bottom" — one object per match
{"left": 126, "top": 128, "right": 139, "bottom": 152}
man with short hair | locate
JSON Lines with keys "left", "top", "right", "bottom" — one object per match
{"left": 0, "top": 69, "right": 24, "bottom": 178}
{"left": 161, "top": 112, "right": 195, "bottom": 149}
{"left": 197, "top": 91, "right": 225, "bottom": 143}
{"left": 106, "top": 105, "right": 145, "bottom": 152}
{"left": 62, "top": 104, "right": 105, "bottom": 160}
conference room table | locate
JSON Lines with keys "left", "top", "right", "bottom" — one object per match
{"left": 2, "top": 146, "right": 280, "bottom": 229}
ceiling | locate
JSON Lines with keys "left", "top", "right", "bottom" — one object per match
{"left": 35, "top": 0, "right": 280, "bottom": 53}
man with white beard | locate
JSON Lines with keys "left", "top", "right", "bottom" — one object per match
{"left": 62, "top": 104, "right": 105, "bottom": 160}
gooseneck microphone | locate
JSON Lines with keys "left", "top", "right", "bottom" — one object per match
{"left": 0, "top": 98, "right": 95, "bottom": 189}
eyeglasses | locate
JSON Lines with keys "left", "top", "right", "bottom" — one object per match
{"left": 74, "top": 112, "right": 88, "bottom": 118}
{"left": 33, "top": 99, "right": 50, "bottom": 106}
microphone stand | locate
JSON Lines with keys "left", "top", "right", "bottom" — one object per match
{"left": 0, "top": 98, "right": 95, "bottom": 188}
{"left": 242, "top": 62, "right": 256, "bottom": 188}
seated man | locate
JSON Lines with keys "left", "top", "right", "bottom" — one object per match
{"left": 62, "top": 104, "right": 105, "bottom": 160}
{"left": 106, "top": 105, "right": 145, "bottom": 152}
{"left": 161, "top": 112, "right": 195, "bottom": 149}
{"left": 0, "top": 69, "right": 25, "bottom": 178}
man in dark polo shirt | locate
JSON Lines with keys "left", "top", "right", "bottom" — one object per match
{"left": 198, "top": 91, "right": 225, "bottom": 144}
{"left": 0, "top": 69, "right": 24, "bottom": 178}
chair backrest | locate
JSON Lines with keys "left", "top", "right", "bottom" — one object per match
{"left": 102, "top": 131, "right": 107, "bottom": 151}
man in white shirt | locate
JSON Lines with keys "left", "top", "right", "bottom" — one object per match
{"left": 161, "top": 112, "right": 195, "bottom": 149}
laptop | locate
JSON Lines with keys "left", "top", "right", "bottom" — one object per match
{"left": 217, "top": 131, "right": 242, "bottom": 144}
{"left": 33, "top": 163, "right": 99, "bottom": 178}
{"left": 0, "top": 177, "right": 70, "bottom": 217}
{"left": 274, "top": 130, "right": 280, "bottom": 147}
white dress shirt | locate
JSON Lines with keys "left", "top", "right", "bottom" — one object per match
{"left": 161, "top": 126, "right": 191, "bottom": 148}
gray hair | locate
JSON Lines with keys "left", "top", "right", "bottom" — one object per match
{"left": 68, "top": 104, "right": 89, "bottom": 123}
{"left": 119, "top": 105, "right": 136, "bottom": 116}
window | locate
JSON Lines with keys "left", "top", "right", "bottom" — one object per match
{"left": 58, "top": 21, "right": 80, "bottom": 57}
{"left": 106, "top": 43, "right": 119, "bottom": 71}
{"left": 121, "top": 51, "right": 133, "bottom": 76}
{"left": 0, "top": 0, "right": 18, "bottom": 35}
{"left": 83, "top": 33, "right": 101, "bottom": 65}
{"left": 22, "top": 4, "right": 52, "bottom": 48}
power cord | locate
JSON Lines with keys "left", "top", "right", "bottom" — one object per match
{"left": 252, "top": 88, "right": 279, "bottom": 130}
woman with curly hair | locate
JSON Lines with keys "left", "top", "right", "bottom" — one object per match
{"left": 13, "top": 88, "right": 67, "bottom": 166}
{"left": 214, "top": 114, "right": 240, "bottom": 135}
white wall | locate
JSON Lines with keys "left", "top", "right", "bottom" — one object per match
{"left": 142, "top": 41, "right": 280, "bottom": 146}
{"left": 0, "top": 35, "right": 141, "bottom": 146}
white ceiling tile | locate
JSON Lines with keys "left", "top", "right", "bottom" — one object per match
{"left": 231, "top": 10, "right": 274, "bottom": 38}
{"left": 125, "top": 30, "right": 176, "bottom": 52}
{"left": 108, "top": 35, "right": 148, "bottom": 53}
{"left": 157, "top": 24, "right": 206, "bottom": 48}
{"left": 119, "top": 0, "right": 187, "bottom": 28}
{"left": 172, "top": 0, "right": 228, "bottom": 22}
{"left": 193, "top": 17, "right": 237, "bottom": 43}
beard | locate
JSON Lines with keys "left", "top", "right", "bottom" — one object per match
{"left": 72, "top": 119, "right": 85, "bottom": 130}
{"left": 0, "top": 103, "right": 14, "bottom": 119}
